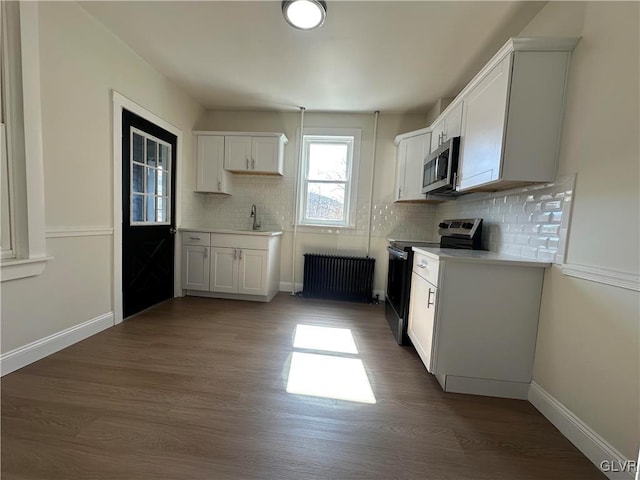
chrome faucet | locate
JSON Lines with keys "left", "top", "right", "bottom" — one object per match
{"left": 250, "top": 204, "right": 261, "bottom": 230}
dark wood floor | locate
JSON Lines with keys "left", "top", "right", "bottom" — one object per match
{"left": 2, "top": 294, "right": 604, "bottom": 479}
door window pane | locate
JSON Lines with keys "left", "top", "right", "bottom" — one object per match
{"left": 145, "top": 195, "right": 155, "bottom": 222}
{"left": 158, "top": 144, "right": 168, "bottom": 169}
{"left": 157, "top": 196, "right": 166, "bottom": 222}
{"left": 157, "top": 170, "right": 166, "bottom": 196}
{"left": 132, "top": 194, "right": 144, "bottom": 222}
{"left": 146, "top": 139, "right": 156, "bottom": 167}
{"left": 146, "top": 168, "right": 156, "bottom": 195}
{"left": 133, "top": 133, "right": 144, "bottom": 163}
{"left": 132, "top": 164, "right": 144, "bottom": 193}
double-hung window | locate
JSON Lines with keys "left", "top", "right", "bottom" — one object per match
{"left": 298, "top": 128, "right": 361, "bottom": 227}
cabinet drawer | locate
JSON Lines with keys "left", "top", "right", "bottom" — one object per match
{"left": 413, "top": 251, "right": 440, "bottom": 286}
{"left": 211, "top": 233, "right": 268, "bottom": 250}
{"left": 182, "top": 231, "right": 211, "bottom": 246}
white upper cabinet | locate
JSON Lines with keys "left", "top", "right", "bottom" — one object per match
{"left": 394, "top": 128, "right": 431, "bottom": 202}
{"left": 455, "top": 38, "right": 579, "bottom": 192}
{"left": 224, "top": 133, "right": 287, "bottom": 175}
{"left": 430, "top": 101, "right": 463, "bottom": 153}
{"left": 224, "top": 135, "right": 253, "bottom": 172}
{"left": 194, "top": 134, "right": 231, "bottom": 194}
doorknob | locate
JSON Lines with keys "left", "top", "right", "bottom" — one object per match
{"left": 169, "top": 227, "right": 177, "bottom": 234}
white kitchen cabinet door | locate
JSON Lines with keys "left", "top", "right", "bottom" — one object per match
{"left": 211, "top": 247, "right": 238, "bottom": 293}
{"left": 430, "top": 119, "right": 445, "bottom": 153}
{"left": 237, "top": 249, "right": 268, "bottom": 296}
{"left": 430, "top": 102, "right": 463, "bottom": 153}
{"left": 395, "top": 131, "right": 430, "bottom": 202}
{"left": 195, "top": 135, "right": 231, "bottom": 194}
{"left": 402, "top": 133, "right": 430, "bottom": 200}
{"left": 408, "top": 272, "right": 438, "bottom": 373}
{"left": 458, "top": 54, "right": 512, "bottom": 191}
{"left": 224, "top": 135, "right": 252, "bottom": 172}
{"left": 394, "top": 140, "right": 408, "bottom": 201}
{"left": 181, "top": 245, "right": 210, "bottom": 291}
{"left": 443, "top": 101, "right": 463, "bottom": 141}
{"left": 251, "top": 136, "right": 282, "bottom": 174}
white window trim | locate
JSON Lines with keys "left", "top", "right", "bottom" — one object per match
{"left": 296, "top": 127, "right": 361, "bottom": 228}
{"left": 0, "top": 2, "right": 50, "bottom": 282}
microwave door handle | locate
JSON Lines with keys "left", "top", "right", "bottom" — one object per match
{"left": 434, "top": 156, "right": 439, "bottom": 182}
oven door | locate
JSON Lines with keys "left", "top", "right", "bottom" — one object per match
{"left": 386, "top": 246, "right": 407, "bottom": 318}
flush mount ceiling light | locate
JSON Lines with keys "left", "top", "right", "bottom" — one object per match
{"left": 282, "top": 0, "right": 327, "bottom": 30}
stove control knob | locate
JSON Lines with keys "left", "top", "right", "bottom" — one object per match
{"left": 438, "top": 222, "right": 449, "bottom": 228}
{"left": 462, "top": 222, "right": 474, "bottom": 229}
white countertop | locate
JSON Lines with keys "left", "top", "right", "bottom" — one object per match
{"left": 412, "top": 246, "right": 551, "bottom": 268}
{"left": 180, "top": 227, "right": 283, "bottom": 237}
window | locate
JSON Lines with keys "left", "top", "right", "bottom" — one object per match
{"left": 298, "top": 128, "right": 361, "bottom": 227}
{"left": 130, "top": 128, "right": 172, "bottom": 225}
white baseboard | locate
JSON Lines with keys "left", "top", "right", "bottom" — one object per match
{"left": 1, "top": 312, "right": 114, "bottom": 376}
{"left": 279, "top": 281, "right": 303, "bottom": 293}
{"left": 279, "top": 282, "right": 385, "bottom": 303}
{"left": 529, "top": 381, "right": 636, "bottom": 479}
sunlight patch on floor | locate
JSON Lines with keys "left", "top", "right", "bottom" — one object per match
{"left": 293, "top": 324, "right": 358, "bottom": 354}
{"left": 286, "top": 352, "right": 376, "bottom": 404}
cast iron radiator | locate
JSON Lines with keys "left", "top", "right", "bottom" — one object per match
{"left": 302, "top": 253, "right": 375, "bottom": 303}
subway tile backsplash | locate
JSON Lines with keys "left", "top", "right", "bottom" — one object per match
{"left": 185, "top": 171, "right": 574, "bottom": 265}
{"left": 189, "top": 176, "right": 436, "bottom": 241}
{"left": 435, "top": 174, "right": 575, "bottom": 264}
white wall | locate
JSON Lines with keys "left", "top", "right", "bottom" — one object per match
{"left": 523, "top": 1, "right": 639, "bottom": 461}
{"left": 190, "top": 110, "right": 430, "bottom": 294}
{"left": 436, "top": 0, "right": 639, "bottom": 462}
{"left": 1, "top": 2, "right": 203, "bottom": 353}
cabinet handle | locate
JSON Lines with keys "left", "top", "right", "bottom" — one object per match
{"left": 239, "top": 249, "right": 243, "bottom": 260}
{"left": 417, "top": 263, "right": 427, "bottom": 269}
{"left": 398, "top": 187, "right": 402, "bottom": 198}
{"left": 204, "top": 248, "right": 208, "bottom": 259}
{"left": 234, "top": 249, "right": 238, "bottom": 260}
{"left": 251, "top": 158, "right": 255, "bottom": 169}
{"left": 189, "top": 236, "right": 201, "bottom": 240}
{"left": 218, "top": 180, "right": 222, "bottom": 191}
{"left": 427, "top": 288, "right": 435, "bottom": 308}
{"left": 246, "top": 157, "right": 249, "bottom": 169}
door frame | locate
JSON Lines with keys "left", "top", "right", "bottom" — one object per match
{"left": 112, "top": 91, "right": 183, "bottom": 324}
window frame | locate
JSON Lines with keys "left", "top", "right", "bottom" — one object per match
{"left": 0, "top": 2, "right": 49, "bottom": 282}
{"left": 129, "top": 127, "right": 173, "bottom": 226}
{"left": 297, "top": 128, "right": 361, "bottom": 228}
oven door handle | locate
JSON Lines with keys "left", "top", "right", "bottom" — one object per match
{"left": 387, "top": 246, "right": 408, "bottom": 260}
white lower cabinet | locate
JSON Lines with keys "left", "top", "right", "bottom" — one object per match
{"left": 211, "top": 247, "right": 268, "bottom": 296}
{"left": 407, "top": 271, "right": 437, "bottom": 372}
{"left": 181, "top": 230, "right": 281, "bottom": 302}
{"left": 211, "top": 247, "right": 238, "bottom": 293}
{"left": 181, "top": 245, "right": 210, "bottom": 291}
{"left": 408, "top": 248, "right": 546, "bottom": 399}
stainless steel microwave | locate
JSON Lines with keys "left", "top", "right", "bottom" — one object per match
{"left": 422, "top": 136, "right": 460, "bottom": 195}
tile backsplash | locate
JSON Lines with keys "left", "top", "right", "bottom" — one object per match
{"left": 436, "top": 174, "right": 575, "bottom": 264}
{"left": 185, "top": 171, "right": 575, "bottom": 265}
{"left": 187, "top": 175, "right": 436, "bottom": 241}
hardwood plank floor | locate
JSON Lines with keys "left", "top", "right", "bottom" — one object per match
{"left": 2, "top": 294, "right": 604, "bottom": 479}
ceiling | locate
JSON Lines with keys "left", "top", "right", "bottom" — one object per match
{"left": 80, "top": 1, "right": 546, "bottom": 114}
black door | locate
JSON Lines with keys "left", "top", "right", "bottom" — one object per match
{"left": 122, "top": 109, "right": 177, "bottom": 318}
